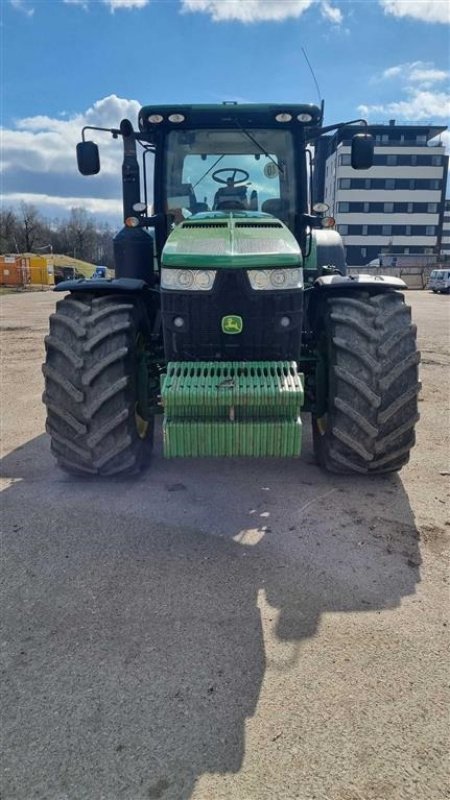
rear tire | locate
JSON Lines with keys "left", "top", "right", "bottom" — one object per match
{"left": 313, "top": 290, "right": 420, "bottom": 475}
{"left": 43, "top": 293, "right": 154, "bottom": 476}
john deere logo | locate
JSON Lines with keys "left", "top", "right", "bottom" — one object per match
{"left": 222, "top": 315, "right": 243, "bottom": 335}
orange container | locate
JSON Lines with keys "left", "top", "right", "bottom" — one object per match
{"left": 0, "top": 256, "right": 30, "bottom": 287}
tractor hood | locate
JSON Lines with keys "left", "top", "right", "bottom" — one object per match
{"left": 161, "top": 211, "right": 301, "bottom": 269}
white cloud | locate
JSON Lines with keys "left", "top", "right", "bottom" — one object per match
{"left": 381, "top": 61, "right": 449, "bottom": 87}
{"left": 2, "top": 193, "right": 123, "bottom": 218}
{"left": 9, "top": 0, "right": 34, "bottom": 16}
{"left": 102, "top": 0, "right": 149, "bottom": 9}
{"left": 2, "top": 95, "right": 142, "bottom": 222}
{"left": 320, "top": 0, "right": 342, "bottom": 23}
{"left": 359, "top": 89, "right": 450, "bottom": 121}
{"left": 48, "top": 0, "right": 345, "bottom": 20}
{"left": 63, "top": 0, "right": 149, "bottom": 8}
{"left": 379, "top": 0, "right": 450, "bottom": 24}
{"left": 364, "top": 60, "right": 450, "bottom": 121}
{"left": 63, "top": 0, "right": 89, "bottom": 9}
{"left": 181, "top": 0, "right": 343, "bottom": 23}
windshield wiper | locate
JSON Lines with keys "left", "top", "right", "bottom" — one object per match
{"left": 234, "top": 121, "right": 284, "bottom": 175}
{"left": 192, "top": 154, "right": 226, "bottom": 190}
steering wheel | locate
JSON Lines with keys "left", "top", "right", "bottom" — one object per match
{"left": 212, "top": 168, "right": 249, "bottom": 185}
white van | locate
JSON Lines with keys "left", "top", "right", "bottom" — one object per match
{"left": 428, "top": 269, "right": 450, "bottom": 294}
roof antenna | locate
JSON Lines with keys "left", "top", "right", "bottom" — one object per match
{"left": 301, "top": 46, "right": 322, "bottom": 106}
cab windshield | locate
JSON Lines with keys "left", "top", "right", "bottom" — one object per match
{"left": 164, "top": 128, "right": 297, "bottom": 230}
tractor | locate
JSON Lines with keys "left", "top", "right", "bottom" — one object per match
{"left": 42, "top": 103, "right": 420, "bottom": 476}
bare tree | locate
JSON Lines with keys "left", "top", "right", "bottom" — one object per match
{"left": 65, "top": 208, "right": 97, "bottom": 261}
{"left": 0, "top": 209, "right": 20, "bottom": 254}
{"left": 17, "top": 202, "right": 46, "bottom": 252}
{"left": 0, "top": 205, "right": 116, "bottom": 266}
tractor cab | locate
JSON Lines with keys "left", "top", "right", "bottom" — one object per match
{"left": 137, "top": 104, "right": 320, "bottom": 247}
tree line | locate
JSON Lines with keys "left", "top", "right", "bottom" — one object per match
{"left": 0, "top": 203, "right": 116, "bottom": 267}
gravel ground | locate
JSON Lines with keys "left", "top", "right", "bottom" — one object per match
{"left": 1, "top": 289, "right": 449, "bottom": 800}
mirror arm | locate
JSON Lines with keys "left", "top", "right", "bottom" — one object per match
{"left": 81, "top": 124, "right": 122, "bottom": 142}
{"left": 309, "top": 118, "right": 368, "bottom": 140}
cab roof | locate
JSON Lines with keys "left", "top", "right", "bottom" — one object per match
{"left": 138, "top": 103, "right": 322, "bottom": 133}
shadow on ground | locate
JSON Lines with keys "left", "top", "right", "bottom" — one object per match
{"left": 1, "top": 425, "right": 421, "bottom": 800}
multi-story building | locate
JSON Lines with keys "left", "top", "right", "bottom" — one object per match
{"left": 314, "top": 121, "right": 448, "bottom": 266}
{"left": 441, "top": 198, "right": 450, "bottom": 259}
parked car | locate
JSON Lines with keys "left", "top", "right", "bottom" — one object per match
{"left": 428, "top": 269, "right": 450, "bottom": 294}
{"left": 91, "top": 266, "right": 108, "bottom": 279}
{"left": 54, "top": 266, "right": 77, "bottom": 285}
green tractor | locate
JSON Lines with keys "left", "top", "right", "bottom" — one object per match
{"left": 43, "top": 103, "right": 420, "bottom": 476}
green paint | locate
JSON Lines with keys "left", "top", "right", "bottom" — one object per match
{"left": 162, "top": 211, "right": 302, "bottom": 270}
{"left": 161, "top": 361, "right": 304, "bottom": 458}
{"left": 222, "top": 315, "right": 243, "bottom": 334}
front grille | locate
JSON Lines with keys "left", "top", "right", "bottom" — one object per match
{"left": 234, "top": 222, "right": 283, "bottom": 229}
{"left": 181, "top": 222, "right": 228, "bottom": 229}
{"left": 161, "top": 269, "right": 303, "bottom": 362}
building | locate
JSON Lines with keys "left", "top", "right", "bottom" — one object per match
{"left": 441, "top": 198, "right": 450, "bottom": 259}
{"left": 314, "top": 121, "right": 448, "bottom": 266}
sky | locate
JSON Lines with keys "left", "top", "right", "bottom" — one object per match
{"left": 1, "top": 0, "right": 449, "bottom": 226}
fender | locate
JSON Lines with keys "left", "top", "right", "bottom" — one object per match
{"left": 53, "top": 277, "right": 155, "bottom": 294}
{"left": 314, "top": 273, "right": 407, "bottom": 291}
{"left": 304, "top": 229, "right": 347, "bottom": 276}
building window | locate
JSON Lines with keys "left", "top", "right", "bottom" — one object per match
{"left": 411, "top": 154, "right": 417, "bottom": 166}
{"left": 430, "top": 180, "right": 440, "bottom": 190}
{"left": 364, "top": 179, "right": 371, "bottom": 189}
{"left": 426, "top": 226, "right": 436, "bottom": 236}
{"left": 416, "top": 135, "right": 427, "bottom": 144}
{"left": 431, "top": 155, "right": 442, "bottom": 166}
{"left": 362, "top": 225, "right": 368, "bottom": 235}
{"left": 428, "top": 203, "right": 438, "bottom": 213}
{"left": 384, "top": 202, "right": 394, "bottom": 213}
{"left": 363, "top": 202, "right": 370, "bottom": 213}
{"left": 338, "top": 224, "right": 348, "bottom": 235}
{"left": 338, "top": 202, "right": 350, "bottom": 212}
{"left": 382, "top": 134, "right": 389, "bottom": 143}
{"left": 382, "top": 225, "right": 392, "bottom": 236}
{"left": 361, "top": 247, "right": 367, "bottom": 258}
{"left": 339, "top": 178, "right": 351, "bottom": 189}
{"left": 386, "top": 154, "right": 397, "bottom": 166}
{"left": 338, "top": 154, "right": 351, "bottom": 166}
{"left": 385, "top": 179, "right": 395, "bottom": 190}
{"left": 407, "top": 203, "right": 413, "bottom": 213}
{"left": 405, "top": 226, "right": 411, "bottom": 236}
{"left": 409, "top": 180, "right": 415, "bottom": 190}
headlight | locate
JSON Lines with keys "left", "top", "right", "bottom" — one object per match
{"left": 161, "top": 268, "right": 217, "bottom": 291}
{"left": 247, "top": 268, "right": 303, "bottom": 291}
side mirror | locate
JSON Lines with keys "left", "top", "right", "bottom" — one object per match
{"left": 76, "top": 141, "right": 100, "bottom": 176}
{"left": 351, "top": 133, "right": 374, "bottom": 170}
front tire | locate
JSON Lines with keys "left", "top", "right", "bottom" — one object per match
{"left": 313, "top": 291, "right": 420, "bottom": 475}
{"left": 43, "top": 293, "right": 154, "bottom": 476}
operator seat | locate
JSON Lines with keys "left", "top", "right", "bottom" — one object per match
{"left": 214, "top": 181, "right": 248, "bottom": 210}
{"left": 261, "top": 198, "right": 283, "bottom": 216}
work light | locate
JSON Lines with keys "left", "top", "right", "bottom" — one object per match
{"left": 247, "top": 268, "right": 303, "bottom": 290}
{"left": 161, "top": 268, "right": 217, "bottom": 291}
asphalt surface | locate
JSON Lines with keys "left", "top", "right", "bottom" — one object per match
{"left": 1, "top": 289, "right": 449, "bottom": 800}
